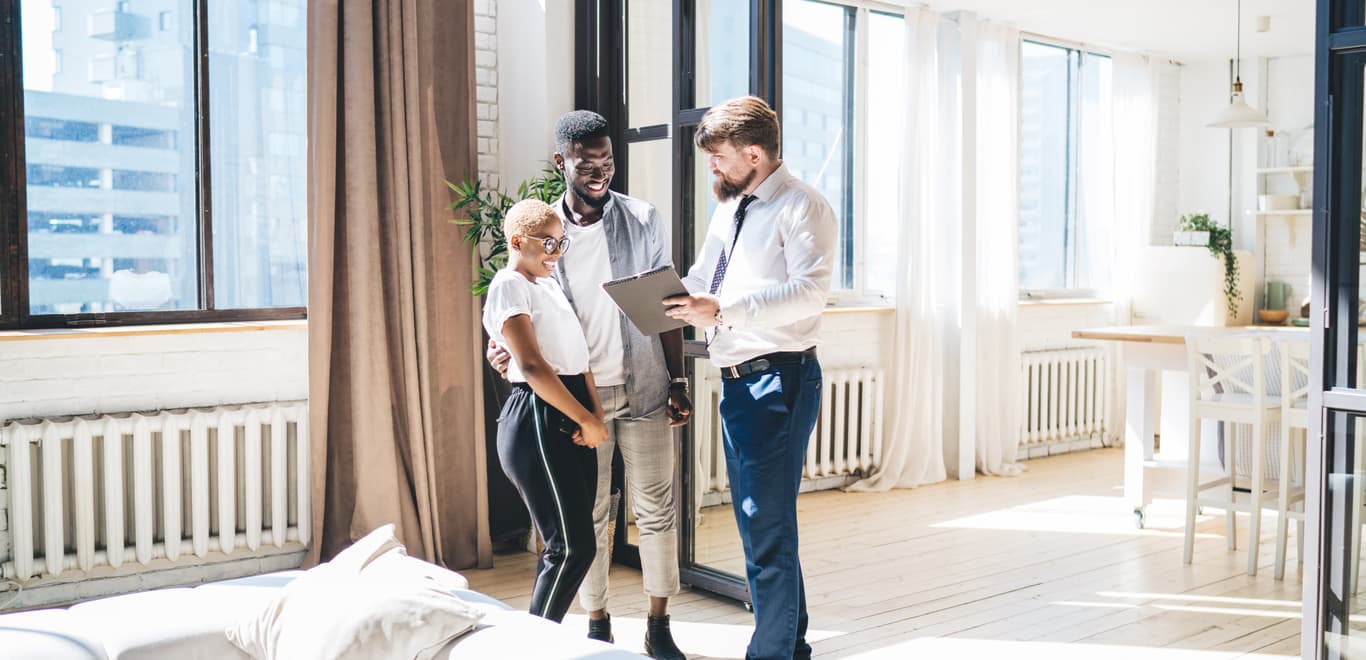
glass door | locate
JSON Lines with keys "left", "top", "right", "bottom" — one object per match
{"left": 1306, "top": 2, "right": 1366, "bottom": 657}
{"left": 671, "top": 0, "right": 765, "bottom": 605}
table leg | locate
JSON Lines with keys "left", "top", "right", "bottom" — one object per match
{"left": 1127, "top": 366, "right": 1158, "bottom": 526}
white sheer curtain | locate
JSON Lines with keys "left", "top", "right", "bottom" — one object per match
{"left": 1078, "top": 56, "right": 1116, "bottom": 294}
{"left": 1111, "top": 53, "right": 1160, "bottom": 326}
{"left": 1107, "top": 54, "right": 1160, "bottom": 442}
{"left": 848, "top": 7, "right": 952, "bottom": 491}
{"left": 973, "top": 22, "right": 1023, "bottom": 477}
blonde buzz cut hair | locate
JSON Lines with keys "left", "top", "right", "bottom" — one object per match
{"left": 503, "top": 199, "right": 559, "bottom": 240}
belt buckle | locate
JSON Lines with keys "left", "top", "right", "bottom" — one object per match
{"left": 724, "top": 365, "right": 740, "bottom": 379}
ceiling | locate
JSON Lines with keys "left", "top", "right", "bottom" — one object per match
{"left": 909, "top": 0, "right": 1315, "bottom": 62}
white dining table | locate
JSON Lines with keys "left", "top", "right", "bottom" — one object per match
{"left": 1071, "top": 324, "right": 1320, "bottom": 528}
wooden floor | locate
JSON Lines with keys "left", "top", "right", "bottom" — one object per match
{"left": 465, "top": 448, "right": 1319, "bottom": 659}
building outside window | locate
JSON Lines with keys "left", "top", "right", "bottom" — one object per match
{"left": 10, "top": 0, "right": 307, "bottom": 321}
{"left": 782, "top": 0, "right": 903, "bottom": 300}
{"left": 1018, "top": 39, "right": 1112, "bottom": 296}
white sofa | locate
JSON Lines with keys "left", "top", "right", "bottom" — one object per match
{"left": 0, "top": 570, "right": 645, "bottom": 659}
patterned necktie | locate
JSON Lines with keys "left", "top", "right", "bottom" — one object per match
{"left": 708, "top": 195, "right": 757, "bottom": 295}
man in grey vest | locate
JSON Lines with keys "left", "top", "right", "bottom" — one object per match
{"left": 489, "top": 110, "right": 690, "bottom": 660}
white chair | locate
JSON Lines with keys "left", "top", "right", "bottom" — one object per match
{"left": 1275, "top": 338, "right": 1309, "bottom": 580}
{"left": 1184, "top": 335, "right": 1281, "bottom": 576}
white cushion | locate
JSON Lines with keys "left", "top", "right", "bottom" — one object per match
{"left": 227, "top": 526, "right": 483, "bottom": 660}
{"left": 431, "top": 607, "right": 645, "bottom": 659}
{"left": 364, "top": 552, "right": 469, "bottom": 592}
{"left": 325, "top": 523, "right": 405, "bottom": 574}
{"left": 0, "top": 608, "right": 108, "bottom": 660}
{"left": 68, "top": 586, "right": 277, "bottom": 660}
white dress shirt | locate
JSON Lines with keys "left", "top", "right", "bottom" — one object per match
{"left": 681, "top": 163, "right": 837, "bottom": 368}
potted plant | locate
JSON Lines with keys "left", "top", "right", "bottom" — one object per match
{"left": 446, "top": 163, "right": 566, "bottom": 295}
{"left": 1178, "top": 212, "right": 1241, "bottom": 319}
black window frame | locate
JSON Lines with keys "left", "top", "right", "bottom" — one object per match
{"left": 1305, "top": 1, "right": 1366, "bottom": 658}
{"left": 0, "top": 0, "right": 307, "bottom": 330}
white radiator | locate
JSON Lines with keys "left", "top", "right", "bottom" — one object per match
{"left": 693, "top": 368, "right": 884, "bottom": 503}
{"left": 1019, "top": 347, "right": 1111, "bottom": 454}
{"left": 0, "top": 402, "right": 310, "bottom": 582}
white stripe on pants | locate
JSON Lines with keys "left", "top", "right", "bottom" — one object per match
{"left": 578, "top": 385, "right": 681, "bottom": 612}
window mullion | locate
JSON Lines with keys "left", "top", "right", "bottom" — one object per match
{"left": 195, "top": 0, "right": 214, "bottom": 311}
{"left": 851, "top": 7, "right": 868, "bottom": 296}
{"left": 1065, "top": 49, "right": 1081, "bottom": 290}
{"left": 1, "top": 0, "right": 24, "bottom": 327}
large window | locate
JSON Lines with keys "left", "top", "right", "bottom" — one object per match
{"left": 782, "top": 0, "right": 903, "bottom": 298}
{"left": 2, "top": 0, "right": 306, "bottom": 327}
{"left": 1018, "top": 40, "right": 1111, "bottom": 294}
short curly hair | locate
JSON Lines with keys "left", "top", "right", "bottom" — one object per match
{"left": 503, "top": 199, "right": 560, "bottom": 241}
{"left": 554, "top": 110, "right": 611, "bottom": 154}
{"left": 694, "top": 96, "right": 781, "bottom": 159}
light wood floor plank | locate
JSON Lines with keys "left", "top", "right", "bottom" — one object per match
{"left": 465, "top": 448, "right": 1325, "bottom": 659}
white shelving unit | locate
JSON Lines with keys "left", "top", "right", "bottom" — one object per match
{"left": 1252, "top": 165, "right": 1314, "bottom": 316}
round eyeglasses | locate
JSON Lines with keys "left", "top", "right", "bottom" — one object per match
{"left": 517, "top": 234, "right": 572, "bottom": 256}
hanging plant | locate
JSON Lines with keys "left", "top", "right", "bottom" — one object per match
{"left": 1178, "top": 213, "right": 1241, "bottom": 318}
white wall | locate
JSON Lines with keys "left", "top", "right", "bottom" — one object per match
{"left": 497, "top": 0, "right": 575, "bottom": 189}
{"left": 1262, "top": 54, "right": 1316, "bottom": 312}
{"left": 1153, "top": 61, "right": 1184, "bottom": 243}
{"left": 1177, "top": 54, "right": 1316, "bottom": 314}
{"left": 1177, "top": 60, "right": 1235, "bottom": 234}
{"left": 0, "top": 325, "right": 307, "bottom": 422}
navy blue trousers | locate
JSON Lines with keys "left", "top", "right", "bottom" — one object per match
{"left": 719, "top": 355, "right": 822, "bottom": 660}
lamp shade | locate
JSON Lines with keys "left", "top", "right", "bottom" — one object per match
{"left": 1208, "top": 89, "right": 1270, "bottom": 128}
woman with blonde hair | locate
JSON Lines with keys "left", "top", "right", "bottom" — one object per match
{"left": 483, "top": 199, "right": 608, "bottom": 622}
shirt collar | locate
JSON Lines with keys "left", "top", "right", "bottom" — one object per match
{"left": 747, "top": 162, "right": 792, "bottom": 203}
{"left": 559, "top": 190, "right": 615, "bottom": 226}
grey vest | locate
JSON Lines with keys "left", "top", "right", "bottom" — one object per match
{"left": 554, "top": 191, "right": 671, "bottom": 418}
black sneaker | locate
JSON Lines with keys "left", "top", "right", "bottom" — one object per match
{"left": 644, "top": 614, "right": 686, "bottom": 660}
{"left": 587, "top": 614, "right": 613, "bottom": 644}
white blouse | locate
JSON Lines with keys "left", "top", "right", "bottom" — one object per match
{"left": 482, "top": 268, "right": 591, "bottom": 382}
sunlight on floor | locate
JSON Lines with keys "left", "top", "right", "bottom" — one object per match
{"left": 931, "top": 494, "right": 1248, "bottom": 538}
{"left": 841, "top": 637, "right": 1297, "bottom": 659}
{"left": 558, "top": 613, "right": 843, "bottom": 659}
{"left": 1049, "top": 590, "right": 1302, "bottom": 621}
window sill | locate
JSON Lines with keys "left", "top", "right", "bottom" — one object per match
{"left": 0, "top": 319, "right": 306, "bottom": 342}
{"left": 1018, "top": 298, "right": 1113, "bottom": 308}
{"left": 823, "top": 303, "right": 895, "bottom": 315}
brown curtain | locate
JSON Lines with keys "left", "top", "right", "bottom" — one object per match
{"left": 305, "top": 0, "right": 491, "bottom": 569}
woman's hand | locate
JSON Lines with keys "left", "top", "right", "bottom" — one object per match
{"left": 577, "top": 417, "right": 609, "bottom": 449}
{"left": 486, "top": 339, "right": 511, "bottom": 378}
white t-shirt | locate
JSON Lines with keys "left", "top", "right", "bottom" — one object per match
{"left": 482, "top": 269, "right": 591, "bottom": 383}
{"left": 561, "top": 216, "right": 627, "bottom": 386}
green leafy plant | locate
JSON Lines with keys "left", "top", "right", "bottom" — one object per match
{"left": 447, "top": 163, "right": 566, "bottom": 295}
{"left": 1179, "top": 212, "right": 1241, "bottom": 318}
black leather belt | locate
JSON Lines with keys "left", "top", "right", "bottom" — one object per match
{"left": 720, "top": 347, "right": 818, "bottom": 380}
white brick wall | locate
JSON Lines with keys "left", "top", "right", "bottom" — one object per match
{"left": 475, "top": 0, "right": 499, "bottom": 190}
{"left": 816, "top": 309, "right": 895, "bottom": 372}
